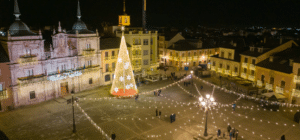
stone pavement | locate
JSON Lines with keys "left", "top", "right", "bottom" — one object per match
{"left": 0, "top": 72, "right": 299, "bottom": 140}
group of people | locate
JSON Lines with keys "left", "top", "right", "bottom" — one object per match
{"left": 183, "top": 81, "right": 191, "bottom": 86}
{"left": 154, "top": 89, "right": 162, "bottom": 96}
{"left": 170, "top": 113, "right": 176, "bottom": 123}
{"left": 222, "top": 125, "right": 238, "bottom": 140}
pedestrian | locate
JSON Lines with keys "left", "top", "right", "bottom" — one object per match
{"left": 159, "top": 110, "right": 161, "bottom": 118}
{"left": 217, "top": 129, "right": 221, "bottom": 137}
{"left": 236, "top": 130, "right": 239, "bottom": 140}
{"left": 154, "top": 91, "right": 156, "bottom": 96}
{"left": 201, "top": 85, "right": 203, "bottom": 90}
{"left": 111, "top": 132, "right": 116, "bottom": 140}
{"left": 170, "top": 114, "right": 173, "bottom": 123}
{"left": 158, "top": 89, "right": 161, "bottom": 94}
{"left": 232, "top": 128, "right": 235, "bottom": 137}
{"left": 232, "top": 103, "right": 236, "bottom": 111}
{"left": 281, "top": 135, "right": 285, "bottom": 140}
{"left": 223, "top": 132, "right": 225, "bottom": 138}
{"left": 156, "top": 109, "right": 158, "bottom": 116}
{"left": 229, "top": 131, "right": 232, "bottom": 140}
{"left": 173, "top": 113, "right": 176, "bottom": 122}
{"left": 227, "top": 125, "right": 231, "bottom": 135}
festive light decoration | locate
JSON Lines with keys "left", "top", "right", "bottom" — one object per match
{"left": 111, "top": 29, "right": 137, "bottom": 97}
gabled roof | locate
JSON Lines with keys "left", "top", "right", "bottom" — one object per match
{"left": 100, "top": 37, "right": 131, "bottom": 50}
{"left": 256, "top": 45, "right": 300, "bottom": 74}
{"left": 240, "top": 39, "right": 291, "bottom": 57}
{"left": 167, "top": 40, "right": 196, "bottom": 51}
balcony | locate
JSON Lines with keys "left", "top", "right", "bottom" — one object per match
{"left": 292, "top": 89, "right": 300, "bottom": 97}
{"left": 0, "top": 90, "right": 8, "bottom": 100}
{"left": 211, "top": 66, "right": 216, "bottom": 71}
{"left": 18, "top": 74, "right": 47, "bottom": 85}
{"left": 225, "top": 70, "right": 231, "bottom": 75}
{"left": 187, "top": 57, "right": 192, "bottom": 61}
{"left": 83, "top": 48, "right": 95, "bottom": 56}
{"left": 181, "top": 57, "right": 187, "bottom": 61}
{"left": 241, "top": 73, "right": 247, "bottom": 79}
{"left": 232, "top": 72, "right": 238, "bottom": 76}
{"left": 111, "top": 56, "right": 117, "bottom": 60}
{"left": 248, "top": 75, "right": 255, "bottom": 81}
{"left": 265, "top": 83, "right": 273, "bottom": 90}
{"left": 275, "top": 86, "right": 284, "bottom": 94}
{"left": 173, "top": 57, "right": 179, "bottom": 60}
{"left": 83, "top": 65, "right": 100, "bottom": 73}
{"left": 19, "top": 54, "right": 38, "bottom": 64}
{"left": 249, "top": 64, "right": 256, "bottom": 70}
{"left": 242, "top": 62, "right": 248, "bottom": 68}
{"left": 217, "top": 68, "right": 223, "bottom": 73}
{"left": 257, "top": 80, "right": 262, "bottom": 87}
{"left": 133, "top": 54, "right": 142, "bottom": 59}
{"left": 294, "top": 75, "right": 300, "bottom": 83}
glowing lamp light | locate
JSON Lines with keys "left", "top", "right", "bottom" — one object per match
{"left": 206, "top": 94, "right": 210, "bottom": 99}
{"left": 210, "top": 97, "right": 215, "bottom": 102}
{"left": 199, "top": 97, "right": 203, "bottom": 102}
{"left": 191, "top": 71, "right": 193, "bottom": 74}
{"left": 201, "top": 102, "right": 206, "bottom": 106}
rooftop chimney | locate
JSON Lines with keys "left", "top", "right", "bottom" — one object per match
{"left": 289, "top": 59, "right": 293, "bottom": 66}
{"left": 269, "top": 56, "right": 273, "bottom": 62}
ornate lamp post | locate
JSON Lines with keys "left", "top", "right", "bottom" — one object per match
{"left": 199, "top": 94, "right": 216, "bottom": 136}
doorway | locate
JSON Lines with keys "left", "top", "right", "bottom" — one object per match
{"left": 60, "top": 82, "right": 69, "bottom": 96}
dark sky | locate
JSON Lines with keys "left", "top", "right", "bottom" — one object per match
{"left": 1, "top": 0, "right": 300, "bottom": 30}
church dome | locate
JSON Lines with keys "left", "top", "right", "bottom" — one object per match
{"left": 72, "top": 19, "right": 87, "bottom": 30}
{"left": 8, "top": 20, "right": 36, "bottom": 36}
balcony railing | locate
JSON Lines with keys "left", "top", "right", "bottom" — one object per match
{"left": 275, "top": 86, "right": 284, "bottom": 94}
{"left": 292, "top": 89, "right": 300, "bottom": 97}
{"left": 111, "top": 56, "right": 117, "bottom": 60}
{"left": 105, "top": 57, "right": 110, "bottom": 60}
{"left": 232, "top": 71, "right": 238, "bottom": 76}
{"left": 18, "top": 74, "right": 47, "bottom": 85}
{"left": 257, "top": 80, "right": 262, "bottom": 87}
{"left": 265, "top": 83, "right": 273, "bottom": 90}
{"left": 211, "top": 66, "right": 216, "bottom": 71}
{"left": 241, "top": 73, "right": 247, "bottom": 79}
{"left": 83, "top": 49, "right": 95, "bottom": 56}
{"left": 225, "top": 70, "right": 231, "bottom": 75}
{"left": 248, "top": 75, "right": 255, "bottom": 81}
{"left": 187, "top": 57, "right": 192, "bottom": 61}
{"left": 242, "top": 62, "right": 248, "bottom": 68}
{"left": 19, "top": 54, "right": 38, "bottom": 64}
{"left": 0, "top": 90, "right": 8, "bottom": 100}
{"left": 150, "top": 63, "right": 159, "bottom": 68}
{"left": 217, "top": 68, "right": 223, "bottom": 73}
{"left": 294, "top": 75, "right": 300, "bottom": 83}
{"left": 249, "top": 64, "right": 256, "bottom": 70}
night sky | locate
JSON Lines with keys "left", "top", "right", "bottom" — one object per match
{"left": 0, "top": 0, "right": 300, "bottom": 30}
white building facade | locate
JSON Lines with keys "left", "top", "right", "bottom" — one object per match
{"left": 0, "top": 0, "right": 101, "bottom": 108}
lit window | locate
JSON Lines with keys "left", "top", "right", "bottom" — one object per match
{"left": 30, "top": 91, "right": 35, "bottom": 99}
{"left": 143, "top": 39, "right": 149, "bottom": 45}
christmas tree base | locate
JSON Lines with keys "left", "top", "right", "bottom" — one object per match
{"left": 111, "top": 89, "right": 137, "bottom": 97}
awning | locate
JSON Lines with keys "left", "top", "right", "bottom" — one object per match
{"left": 262, "top": 92, "right": 287, "bottom": 99}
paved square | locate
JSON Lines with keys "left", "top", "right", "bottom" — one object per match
{"left": 0, "top": 74, "right": 300, "bottom": 140}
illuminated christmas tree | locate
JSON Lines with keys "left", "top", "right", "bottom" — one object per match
{"left": 111, "top": 27, "right": 137, "bottom": 96}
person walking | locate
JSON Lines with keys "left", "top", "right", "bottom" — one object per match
{"left": 223, "top": 132, "right": 225, "bottom": 138}
{"left": 281, "top": 135, "right": 285, "bottom": 140}
{"left": 111, "top": 132, "right": 116, "bottom": 140}
{"left": 217, "top": 129, "right": 221, "bottom": 137}
{"left": 201, "top": 85, "right": 203, "bottom": 90}
{"left": 173, "top": 113, "right": 176, "bottom": 122}
{"left": 229, "top": 130, "right": 233, "bottom": 140}
{"left": 232, "top": 103, "right": 236, "bottom": 111}
{"left": 156, "top": 109, "right": 158, "bottom": 116}
{"left": 235, "top": 130, "right": 239, "bottom": 140}
{"left": 159, "top": 110, "right": 161, "bottom": 118}
{"left": 170, "top": 114, "right": 173, "bottom": 123}
{"left": 227, "top": 125, "right": 231, "bottom": 135}
{"left": 232, "top": 128, "right": 235, "bottom": 137}
{"left": 154, "top": 91, "right": 156, "bottom": 96}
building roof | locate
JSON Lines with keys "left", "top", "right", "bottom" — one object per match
{"left": 167, "top": 40, "right": 197, "bottom": 51}
{"left": 0, "top": 43, "right": 10, "bottom": 63}
{"left": 256, "top": 45, "right": 300, "bottom": 74}
{"left": 67, "top": 0, "right": 94, "bottom": 34}
{"left": 100, "top": 37, "right": 131, "bottom": 50}
{"left": 240, "top": 39, "right": 290, "bottom": 57}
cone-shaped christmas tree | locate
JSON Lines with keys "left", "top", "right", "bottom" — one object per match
{"left": 111, "top": 30, "right": 137, "bottom": 96}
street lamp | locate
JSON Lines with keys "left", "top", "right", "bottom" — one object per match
{"left": 199, "top": 94, "right": 217, "bottom": 137}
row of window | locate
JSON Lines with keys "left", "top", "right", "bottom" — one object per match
{"left": 133, "top": 38, "right": 154, "bottom": 45}
{"left": 212, "top": 62, "right": 239, "bottom": 72}
{"left": 244, "top": 57, "right": 256, "bottom": 64}
{"left": 105, "top": 59, "right": 149, "bottom": 72}
{"left": 169, "top": 50, "right": 212, "bottom": 57}
{"left": 261, "top": 75, "right": 285, "bottom": 88}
